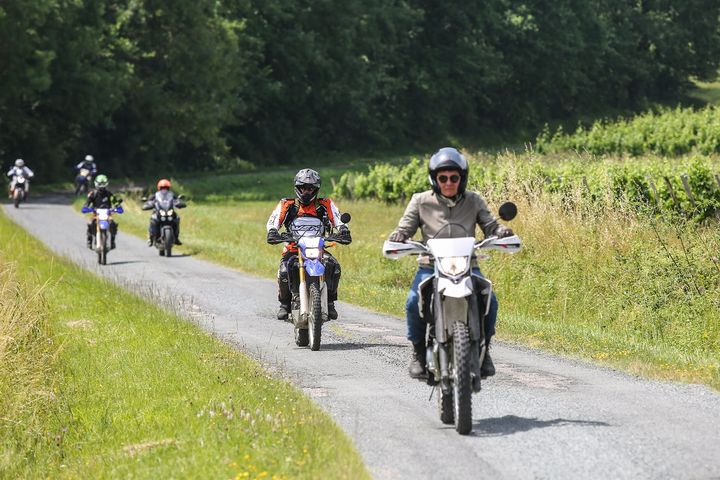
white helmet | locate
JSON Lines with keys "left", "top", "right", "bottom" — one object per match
{"left": 85, "top": 154, "right": 94, "bottom": 162}
{"left": 15, "top": 159, "right": 24, "bottom": 168}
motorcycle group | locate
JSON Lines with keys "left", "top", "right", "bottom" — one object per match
{"left": 8, "top": 147, "right": 521, "bottom": 434}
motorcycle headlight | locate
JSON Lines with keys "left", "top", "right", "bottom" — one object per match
{"left": 438, "top": 256, "right": 469, "bottom": 276}
{"left": 167, "top": 209, "right": 174, "bottom": 216}
{"left": 159, "top": 210, "right": 167, "bottom": 216}
{"left": 304, "top": 247, "right": 320, "bottom": 259}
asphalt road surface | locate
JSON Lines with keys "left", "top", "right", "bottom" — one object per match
{"left": 4, "top": 196, "right": 720, "bottom": 479}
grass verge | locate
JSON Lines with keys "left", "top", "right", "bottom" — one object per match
{"left": 0, "top": 208, "right": 369, "bottom": 479}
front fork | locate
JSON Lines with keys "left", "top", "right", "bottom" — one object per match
{"left": 295, "top": 251, "right": 327, "bottom": 327}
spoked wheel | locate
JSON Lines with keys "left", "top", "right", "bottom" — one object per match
{"left": 452, "top": 321, "right": 473, "bottom": 435}
{"left": 295, "top": 327, "right": 309, "bottom": 347}
{"left": 308, "top": 281, "right": 323, "bottom": 351}
{"left": 98, "top": 231, "right": 108, "bottom": 265}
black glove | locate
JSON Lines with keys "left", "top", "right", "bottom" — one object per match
{"left": 388, "top": 231, "right": 407, "bottom": 243}
{"left": 336, "top": 225, "right": 352, "bottom": 244}
{"left": 494, "top": 225, "right": 514, "bottom": 238}
{"left": 267, "top": 228, "right": 284, "bottom": 245}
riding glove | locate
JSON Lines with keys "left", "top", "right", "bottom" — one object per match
{"left": 336, "top": 225, "right": 352, "bottom": 244}
{"left": 388, "top": 231, "right": 407, "bottom": 242}
{"left": 266, "top": 228, "right": 284, "bottom": 244}
{"left": 494, "top": 225, "right": 514, "bottom": 238}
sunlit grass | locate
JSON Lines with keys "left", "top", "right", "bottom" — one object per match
{"left": 116, "top": 159, "right": 720, "bottom": 391}
{"left": 0, "top": 210, "right": 369, "bottom": 479}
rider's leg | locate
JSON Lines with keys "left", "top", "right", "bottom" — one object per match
{"left": 173, "top": 216, "right": 182, "bottom": 245}
{"left": 110, "top": 221, "right": 118, "bottom": 249}
{"left": 276, "top": 253, "right": 294, "bottom": 320}
{"left": 406, "top": 267, "right": 433, "bottom": 378}
{"left": 148, "top": 216, "right": 158, "bottom": 246}
{"left": 323, "top": 253, "right": 341, "bottom": 319}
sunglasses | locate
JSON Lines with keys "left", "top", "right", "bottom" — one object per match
{"left": 437, "top": 174, "right": 460, "bottom": 184}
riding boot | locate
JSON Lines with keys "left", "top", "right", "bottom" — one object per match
{"left": 408, "top": 341, "right": 427, "bottom": 378}
{"left": 277, "top": 304, "right": 290, "bottom": 321}
{"left": 481, "top": 341, "right": 496, "bottom": 378}
{"left": 110, "top": 236, "right": 116, "bottom": 250}
{"left": 328, "top": 302, "right": 338, "bottom": 320}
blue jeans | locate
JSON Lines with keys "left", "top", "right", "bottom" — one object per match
{"left": 406, "top": 267, "right": 498, "bottom": 344}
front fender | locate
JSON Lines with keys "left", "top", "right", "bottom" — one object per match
{"left": 437, "top": 277, "right": 473, "bottom": 298}
{"left": 99, "top": 220, "right": 110, "bottom": 230}
{"left": 304, "top": 258, "right": 325, "bottom": 276}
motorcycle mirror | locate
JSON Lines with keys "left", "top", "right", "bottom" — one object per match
{"left": 141, "top": 196, "right": 147, "bottom": 202}
{"left": 498, "top": 202, "right": 517, "bottom": 221}
{"left": 340, "top": 212, "right": 351, "bottom": 224}
{"left": 117, "top": 198, "right": 124, "bottom": 204}
{"left": 178, "top": 194, "right": 185, "bottom": 200}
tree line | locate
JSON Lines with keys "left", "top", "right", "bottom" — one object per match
{"left": 1, "top": 0, "right": 719, "bottom": 180}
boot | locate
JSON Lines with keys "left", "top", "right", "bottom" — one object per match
{"left": 481, "top": 344, "right": 496, "bottom": 378}
{"left": 408, "top": 341, "right": 427, "bottom": 379}
{"left": 277, "top": 304, "right": 290, "bottom": 321}
{"left": 87, "top": 236, "right": 93, "bottom": 249}
{"left": 110, "top": 237, "right": 116, "bottom": 250}
{"left": 328, "top": 302, "right": 338, "bottom": 320}
{"left": 148, "top": 236, "right": 154, "bottom": 247}
{"left": 174, "top": 238, "right": 183, "bottom": 245}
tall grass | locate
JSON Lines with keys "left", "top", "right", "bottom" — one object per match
{"left": 0, "top": 263, "right": 57, "bottom": 474}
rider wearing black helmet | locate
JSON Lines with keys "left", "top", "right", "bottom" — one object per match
{"left": 388, "top": 147, "right": 514, "bottom": 379}
{"left": 266, "top": 169, "right": 352, "bottom": 321}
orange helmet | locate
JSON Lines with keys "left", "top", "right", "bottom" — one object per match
{"left": 157, "top": 179, "right": 171, "bottom": 190}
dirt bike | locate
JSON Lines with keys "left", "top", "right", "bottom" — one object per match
{"left": 382, "top": 202, "right": 520, "bottom": 435}
{"left": 142, "top": 192, "right": 186, "bottom": 257}
{"left": 279, "top": 212, "right": 351, "bottom": 351}
{"left": 82, "top": 202, "right": 123, "bottom": 265}
{"left": 10, "top": 175, "right": 27, "bottom": 208}
{"left": 74, "top": 168, "right": 93, "bottom": 195}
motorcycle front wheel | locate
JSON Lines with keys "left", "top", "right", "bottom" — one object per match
{"left": 308, "top": 281, "right": 323, "bottom": 351}
{"left": 13, "top": 190, "right": 21, "bottom": 208}
{"left": 98, "top": 231, "right": 107, "bottom": 265}
{"left": 452, "top": 321, "right": 473, "bottom": 435}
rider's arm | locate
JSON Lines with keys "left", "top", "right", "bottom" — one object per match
{"left": 83, "top": 191, "right": 94, "bottom": 208}
{"left": 7, "top": 168, "right": 14, "bottom": 177}
{"left": 473, "top": 194, "right": 500, "bottom": 237}
{"left": 24, "top": 167, "right": 34, "bottom": 177}
{"left": 327, "top": 199, "right": 344, "bottom": 228}
{"left": 395, "top": 193, "right": 421, "bottom": 239}
{"left": 266, "top": 201, "right": 284, "bottom": 232}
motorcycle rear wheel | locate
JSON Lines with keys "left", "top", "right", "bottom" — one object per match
{"left": 452, "top": 321, "right": 473, "bottom": 434}
{"left": 308, "top": 281, "right": 323, "bottom": 351}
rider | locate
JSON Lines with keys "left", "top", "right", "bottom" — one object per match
{"left": 266, "top": 169, "right": 352, "bottom": 321}
{"left": 75, "top": 154, "right": 98, "bottom": 178}
{"left": 142, "top": 178, "right": 184, "bottom": 246}
{"left": 387, "top": 147, "right": 514, "bottom": 379}
{"left": 83, "top": 174, "right": 122, "bottom": 249}
{"left": 7, "top": 158, "right": 34, "bottom": 197}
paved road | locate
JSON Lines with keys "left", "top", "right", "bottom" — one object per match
{"left": 4, "top": 196, "right": 720, "bottom": 479}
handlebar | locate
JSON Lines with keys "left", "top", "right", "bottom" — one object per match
{"left": 82, "top": 206, "right": 124, "bottom": 214}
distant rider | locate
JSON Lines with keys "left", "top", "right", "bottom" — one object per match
{"left": 83, "top": 175, "right": 122, "bottom": 249}
{"left": 7, "top": 158, "right": 34, "bottom": 197}
{"left": 387, "top": 147, "right": 514, "bottom": 379}
{"left": 75, "top": 154, "right": 98, "bottom": 178}
{"left": 266, "top": 169, "right": 352, "bottom": 321}
{"left": 142, "top": 179, "right": 185, "bottom": 246}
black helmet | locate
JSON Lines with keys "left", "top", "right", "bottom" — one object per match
{"left": 294, "top": 168, "right": 321, "bottom": 205}
{"left": 428, "top": 147, "right": 468, "bottom": 195}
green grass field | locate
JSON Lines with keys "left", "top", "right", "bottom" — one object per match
{"left": 0, "top": 209, "right": 369, "bottom": 479}
{"left": 110, "top": 154, "right": 720, "bottom": 391}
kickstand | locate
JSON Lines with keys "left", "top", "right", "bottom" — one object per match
{"left": 428, "top": 385, "right": 436, "bottom": 402}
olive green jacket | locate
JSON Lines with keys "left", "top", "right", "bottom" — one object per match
{"left": 395, "top": 190, "right": 499, "bottom": 243}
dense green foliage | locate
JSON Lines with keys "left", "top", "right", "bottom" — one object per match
{"left": 536, "top": 106, "right": 720, "bottom": 156}
{"left": 2, "top": 1, "right": 720, "bottom": 178}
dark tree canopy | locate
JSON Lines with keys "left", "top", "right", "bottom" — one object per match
{"left": 1, "top": 0, "right": 719, "bottom": 179}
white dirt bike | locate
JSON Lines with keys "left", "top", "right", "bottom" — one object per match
{"left": 383, "top": 202, "right": 521, "bottom": 435}
{"left": 11, "top": 175, "right": 27, "bottom": 208}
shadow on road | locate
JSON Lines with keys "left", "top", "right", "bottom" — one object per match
{"left": 15, "top": 193, "right": 75, "bottom": 206}
{"left": 472, "top": 415, "right": 610, "bottom": 437}
{"left": 108, "top": 260, "right": 147, "bottom": 266}
{"left": 314, "top": 342, "right": 405, "bottom": 351}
